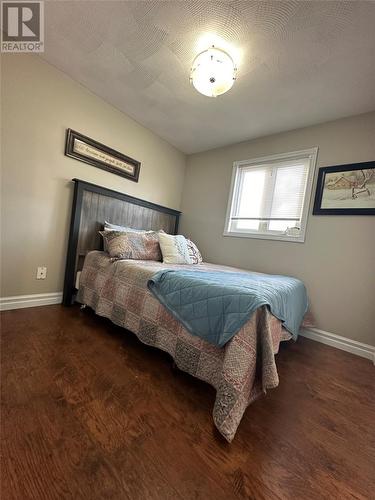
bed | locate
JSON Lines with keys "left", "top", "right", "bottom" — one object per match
{"left": 64, "top": 179, "right": 302, "bottom": 442}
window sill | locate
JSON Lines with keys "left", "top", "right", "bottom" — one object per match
{"left": 223, "top": 230, "right": 306, "bottom": 243}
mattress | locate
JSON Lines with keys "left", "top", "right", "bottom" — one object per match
{"left": 77, "top": 251, "right": 292, "bottom": 441}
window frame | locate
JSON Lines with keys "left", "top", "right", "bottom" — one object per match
{"left": 223, "top": 147, "right": 318, "bottom": 243}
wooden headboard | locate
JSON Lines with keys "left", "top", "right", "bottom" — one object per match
{"left": 63, "top": 179, "right": 181, "bottom": 305}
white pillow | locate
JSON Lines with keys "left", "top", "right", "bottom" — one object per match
{"left": 158, "top": 233, "right": 192, "bottom": 264}
{"left": 104, "top": 221, "right": 149, "bottom": 233}
{"left": 186, "top": 239, "right": 203, "bottom": 264}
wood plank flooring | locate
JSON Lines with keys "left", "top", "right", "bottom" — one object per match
{"left": 1, "top": 305, "right": 374, "bottom": 500}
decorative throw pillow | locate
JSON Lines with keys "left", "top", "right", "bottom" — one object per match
{"left": 100, "top": 230, "right": 162, "bottom": 261}
{"left": 186, "top": 239, "right": 203, "bottom": 264}
{"left": 158, "top": 233, "right": 192, "bottom": 264}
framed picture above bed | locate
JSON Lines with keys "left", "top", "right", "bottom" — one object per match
{"left": 65, "top": 129, "right": 141, "bottom": 182}
{"left": 313, "top": 161, "right": 375, "bottom": 215}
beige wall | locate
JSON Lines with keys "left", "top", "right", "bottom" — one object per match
{"left": 180, "top": 113, "right": 375, "bottom": 345}
{"left": 1, "top": 55, "right": 186, "bottom": 296}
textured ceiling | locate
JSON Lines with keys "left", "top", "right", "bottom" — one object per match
{"left": 41, "top": 0, "right": 375, "bottom": 153}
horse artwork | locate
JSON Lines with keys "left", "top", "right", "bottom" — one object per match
{"left": 313, "top": 161, "right": 375, "bottom": 215}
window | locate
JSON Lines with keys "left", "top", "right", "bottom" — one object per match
{"left": 224, "top": 148, "right": 318, "bottom": 242}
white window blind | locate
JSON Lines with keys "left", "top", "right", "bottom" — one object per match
{"left": 224, "top": 149, "right": 317, "bottom": 242}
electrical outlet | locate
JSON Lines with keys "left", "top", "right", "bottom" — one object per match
{"left": 36, "top": 266, "right": 47, "bottom": 280}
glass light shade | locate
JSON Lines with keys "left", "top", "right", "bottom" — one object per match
{"left": 190, "top": 46, "right": 236, "bottom": 97}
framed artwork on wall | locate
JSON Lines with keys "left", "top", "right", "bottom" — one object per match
{"left": 65, "top": 129, "right": 141, "bottom": 182}
{"left": 313, "top": 161, "right": 375, "bottom": 215}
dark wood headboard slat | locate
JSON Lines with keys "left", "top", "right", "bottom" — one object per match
{"left": 63, "top": 179, "right": 181, "bottom": 306}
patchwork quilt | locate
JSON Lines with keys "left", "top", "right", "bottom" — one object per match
{"left": 77, "top": 251, "right": 292, "bottom": 442}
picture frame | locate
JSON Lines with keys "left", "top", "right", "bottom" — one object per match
{"left": 65, "top": 129, "right": 141, "bottom": 182}
{"left": 313, "top": 161, "right": 375, "bottom": 215}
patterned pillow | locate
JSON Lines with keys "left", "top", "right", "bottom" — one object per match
{"left": 158, "top": 233, "right": 192, "bottom": 264}
{"left": 100, "top": 230, "right": 162, "bottom": 261}
{"left": 102, "top": 223, "right": 162, "bottom": 251}
{"left": 186, "top": 239, "right": 203, "bottom": 264}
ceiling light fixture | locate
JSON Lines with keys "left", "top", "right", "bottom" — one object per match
{"left": 190, "top": 45, "right": 237, "bottom": 97}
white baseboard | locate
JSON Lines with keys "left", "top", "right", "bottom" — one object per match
{"left": 301, "top": 327, "right": 375, "bottom": 364}
{"left": 1, "top": 294, "right": 373, "bottom": 364}
{"left": 0, "top": 292, "right": 63, "bottom": 311}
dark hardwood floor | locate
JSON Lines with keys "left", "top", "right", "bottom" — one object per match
{"left": 1, "top": 305, "right": 374, "bottom": 500}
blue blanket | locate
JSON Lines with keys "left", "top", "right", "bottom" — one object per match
{"left": 148, "top": 269, "right": 308, "bottom": 347}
